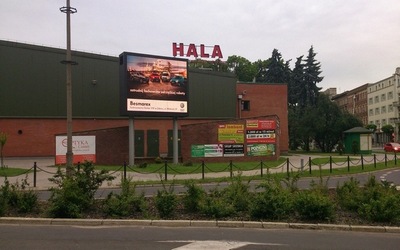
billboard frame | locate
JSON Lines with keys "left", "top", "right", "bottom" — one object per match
{"left": 119, "top": 52, "right": 189, "bottom": 117}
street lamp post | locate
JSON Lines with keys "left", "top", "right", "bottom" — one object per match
{"left": 60, "top": 0, "right": 77, "bottom": 176}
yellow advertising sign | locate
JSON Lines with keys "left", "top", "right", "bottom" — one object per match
{"left": 218, "top": 124, "right": 244, "bottom": 143}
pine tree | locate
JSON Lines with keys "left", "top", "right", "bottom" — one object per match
{"left": 302, "top": 46, "right": 323, "bottom": 106}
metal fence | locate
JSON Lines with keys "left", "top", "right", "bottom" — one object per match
{"left": 1, "top": 153, "right": 397, "bottom": 188}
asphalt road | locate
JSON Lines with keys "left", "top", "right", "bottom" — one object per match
{"left": 1, "top": 224, "right": 399, "bottom": 250}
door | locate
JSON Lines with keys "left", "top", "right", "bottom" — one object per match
{"left": 167, "top": 130, "right": 181, "bottom": 157}
{"left": 135, "top": 130, "right": 144, "bottom": 157}
{"left": 147, "top": 130, "right": 159, "bottom": 157}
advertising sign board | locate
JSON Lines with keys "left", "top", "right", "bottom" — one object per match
{"left": 119, "top": 52, "right": 188, "bottom": 117}
{"left": 246, "top": 119, "right": 276, "bottom": 143}
{"left": 218, "top": 124, "right": 244, "bottom": 143}
{"left": 247, "top": 144, "right": 275, "bottom": 156}
{"left": 55, "top": 136, "right": 96, "bottom": 164}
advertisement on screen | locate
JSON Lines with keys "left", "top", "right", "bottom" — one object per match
{"left": 119, "top": 52, "right": 189, "bottom": 117}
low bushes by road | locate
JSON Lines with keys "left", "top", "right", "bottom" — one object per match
{"left": 1, "top": 162, "right": 400, "bottom": 226}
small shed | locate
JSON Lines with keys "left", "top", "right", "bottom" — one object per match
{"left": 343, "top": 127, "right": 373, "bottom": 154}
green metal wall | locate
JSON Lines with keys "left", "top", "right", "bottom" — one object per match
{"left": 0, "top": 40, "right": 236, "bottom": 119}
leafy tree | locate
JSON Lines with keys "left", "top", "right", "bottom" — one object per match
{"left": 310, "top": 94, "right": 363, "bottom": 152}
{"left": 226, "top": 55, "right": 257, "bottom": 82}
{"left": 253, "top": 59, "right": 269, "bottom": 82}
{"left": 189, "top": 59, "right": 228, "bottom": 72}
{"left": 365, "top": 124, "right": 377, "bottom": 132}
{"left": 381, "top": 124, "right": 395, "bottom": 142}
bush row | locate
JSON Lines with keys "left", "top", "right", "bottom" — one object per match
{"left": 1, "top": 162, "right": 400, "bottom": 225}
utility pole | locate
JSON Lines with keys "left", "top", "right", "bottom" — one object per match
{"left": 60, "top": 0, "right": 77, "bottom": 176}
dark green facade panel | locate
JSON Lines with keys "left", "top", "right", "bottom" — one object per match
{"left": 1, "top": 41, "right": 237, "bottom": 119}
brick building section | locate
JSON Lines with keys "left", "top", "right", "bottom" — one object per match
{"left": 0, "top": 83, "right": 288, "bottom": 164}
{"left": 181, "top": 116, "right": 280, "bottom": 163}
{"left": 236, "top": 83, "right": 288, "bottom": 153}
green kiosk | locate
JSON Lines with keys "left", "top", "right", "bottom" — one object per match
{"left": 343, "top": 127, "right": 373, "bottom": 154}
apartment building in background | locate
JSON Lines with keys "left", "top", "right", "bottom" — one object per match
{"left": 332, "top": 67, "right": 400, "bottom": 145}
{"left": 332, "top": 84, "right": 369, "bottom": 126}
{"left": 367, "top": 67, "right": 400, "bottom": 144}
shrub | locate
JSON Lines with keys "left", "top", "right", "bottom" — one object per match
{"left": 48, "top": 178, "right": 86, "bottom": 218}
{"left": 221, "top": 174, "right": 251, "bottom": 212}
{"left": 154, "top": 157, "right": 163, "bottom": 164}
{"left": 201, "top": 188, "right": 235, "bottom": 219}
{"left": 47, "top": 161, "right": 114, "bottom": 218}
{"left": 103, "top": 178, "right": 147, "bottom": 218}
{"left": 293, "top": 190, "right": 335, "bottom": 221}
{"left": 357, "top": 176, "right": 400, "bottom": 223}
{"left": 336, "top": 177, "right": 363, "bottom": 211}
{"left": 0, "top": 176, "right": 38, "bottom": 214}
{"left": 182, "top": 181, "right": 205, "bottom": 213}
{"left": 155, "top": 190, "right": 177, "bottom": 219}
{"left": 250, "top": 179, "right": 294, "bottom": 220}
{"left": 154, "top": 180, "right": 177, "bottom": 219}
{"left": 358, "top": 194, "right": 400, "bottom": 223}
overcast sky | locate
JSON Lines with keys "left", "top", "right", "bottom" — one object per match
{"left": 1, "top": 0, "right": 399, "bottom": 93}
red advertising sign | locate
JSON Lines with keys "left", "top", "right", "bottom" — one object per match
{"left": 246, "top": 120, "right": 276, "bottom": 143}
{"left": 173, "top": 43, "right": 223, "bottom": 59}
{"left": 246, "top": 119, "right": 276, "bottom": 129}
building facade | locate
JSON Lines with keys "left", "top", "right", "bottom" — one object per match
{"left": 332, "top": 84, "right": 369, "bottom": 126}
{"left": 0, "top": 40, "right": 288, "bottom": 164}
{"left": 367, "top": 67, "right": 400, "bottom": 144}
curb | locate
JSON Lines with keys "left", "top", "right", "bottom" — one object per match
{"left": 1, "top": 217, "right": 399, "bottom": 233}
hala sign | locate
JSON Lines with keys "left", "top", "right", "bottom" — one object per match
{"left": 172, "top": 43, "right": 223, "bottom": 59}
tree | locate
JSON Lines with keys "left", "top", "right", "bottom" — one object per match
{"left": 255, "top": 49, "right": 289, "bottom": 83}
{"left": 381, "top": 124, "right": 395, "bottom": 142}
{"left": 302, "top": 46, "right": 323, "bottom": 107}
{"left": 365, "top": 124, "right": 377, "bottom": 132}
{"left": 226, "top": 55, "right": 257, "bottom": 82}
{"left": 0, "top": 132, "right": 8, "bottom": 168}
{"left": 288, "top": 56, "right": 305, "bottom": 106}
{"left": 189, "top": 59, "right": 228, "bottom": 72}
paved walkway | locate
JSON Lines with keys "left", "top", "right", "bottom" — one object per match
{"left": 0, "top": 153, "right": 392, "bottom": 190}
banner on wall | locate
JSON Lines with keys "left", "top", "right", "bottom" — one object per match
{"left": 218, "top": 124, "right": 244, "bottom": 143}
{"left": 55, "top": 136, "right": 96, "bottom": 164}
{"left": 247, "top": 144, "right": 275, "bottom": 156}
{"left": 246, "top": 119, "right": 276, "bottom": 143}
{"left": 223, "top": 144, "right": 244, "bottom": 157}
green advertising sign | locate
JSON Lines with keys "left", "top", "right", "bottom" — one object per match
{"left": 247, "top": 144, "right": 275, "bottom": 156}
{"left": 191, "top": 145, "right": 205, "bottom": 157}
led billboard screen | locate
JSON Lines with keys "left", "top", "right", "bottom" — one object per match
{"left": 119, "top": 52, "right": 189, "bottom": 117}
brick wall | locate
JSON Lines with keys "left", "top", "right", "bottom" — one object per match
{"left": 181, "top": 116, "right": 280, "bottom": 163}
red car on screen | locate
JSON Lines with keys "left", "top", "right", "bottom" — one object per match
{"left": 384, "top": 142, "right": 400, "bottom": 152}
{"left": 149, "top": 72, "right": 160, "bottom": 82}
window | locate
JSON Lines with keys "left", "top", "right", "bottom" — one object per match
{"left": 381, "top": 106, "right": 386, "bottom": 114}
{"left": 389, "top": 104, "right": 394, "bottom": 112}
{"left": 368, "top": 97, "right": 373, "bottom": 104}
{"left": 369, "top": 109, "right": 374, "bottom": 116}
{"left": 374, "top": 96, "right": 379, "bottom": 103}
{"left": 375, "top": 107, "right": 380, "bottom": 115}
{"left": 382, "top": 119, "right": 387, "bottom": 125}
{"left": 381, "top": 94, "right": 386, "bottom": 101}
{"left": 388, "top": 91, "right": 393, "bottom": 99}
{"left": 241, "top": 100, "right": 250, "bottom": 111}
